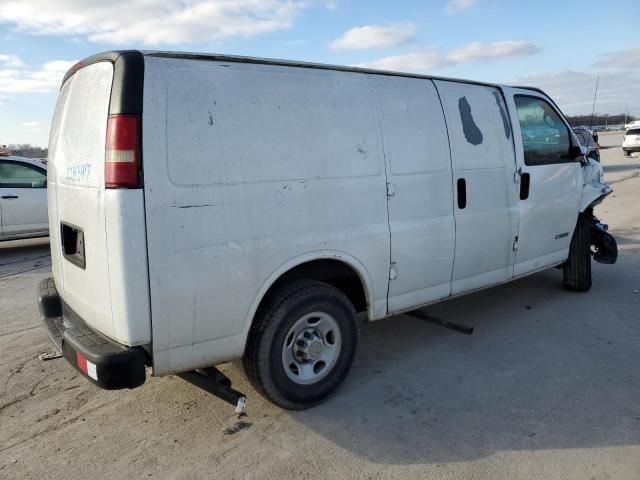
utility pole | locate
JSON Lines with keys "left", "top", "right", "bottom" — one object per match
{"left": 589, "top": 76, "right": 599, "bottom": 129}
{"left": 624, "top": 105, "right": 628, "bottom": 126}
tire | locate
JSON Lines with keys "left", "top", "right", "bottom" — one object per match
{"left": 623, "top": 150, "right": 631, "bottom": 157}
{"left": 243, "top": 280, "right": 359, "bottom": 410}
{"left": 563, "top": 213, "right": 592, "bottom": 292}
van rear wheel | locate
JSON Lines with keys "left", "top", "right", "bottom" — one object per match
{"left": 563, "top": 213, "right": 592, "bottom": 292}
{"left": 243, "top": 280, "right": 359, "bottom": 410}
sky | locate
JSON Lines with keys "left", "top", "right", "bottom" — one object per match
{"left": 1, "top": 0, "right": 639, "bottom": 147}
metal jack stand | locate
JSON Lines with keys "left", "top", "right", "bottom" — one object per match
{"left": 179, "top": 367, "right": 247, "bottom": 414}
{"left": 406, "top": 309, "right": 474, "bottom": 335}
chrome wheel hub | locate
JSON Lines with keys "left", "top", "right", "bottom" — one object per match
{"left": 282, "top": 312, "right": 342, "bottom": 385}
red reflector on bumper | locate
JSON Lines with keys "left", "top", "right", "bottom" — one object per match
{"left": 75, "top": 352, "right": 98, "bottom": 380}
{"left": 76, "top": 351, "right": 87, "bottom": 373}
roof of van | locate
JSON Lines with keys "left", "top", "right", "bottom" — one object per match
{"left": 141, "top": 50, "right": 510, "bottom": 88}
{"left": 67, "top": 49, "right": 549, "bottom": 95}
{"left": 64, "top": 50, "right": 557, "bottom": 114}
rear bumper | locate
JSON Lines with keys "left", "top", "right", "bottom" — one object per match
{"left": 38, "top": 277, "right": 147, "bottom": 389}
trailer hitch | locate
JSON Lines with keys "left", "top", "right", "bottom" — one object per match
{"left": 179, "top": 367, "right": 246, "bottom": 414}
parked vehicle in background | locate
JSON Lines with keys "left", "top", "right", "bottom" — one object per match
{"left": 623, "top": 128, "right": 640, "bottom": 157}
{"left": 0, "top": 156, "right": 48, "bottom": 241}
{"left": 573, "top": 127, "right": 600, "bottom": 162}
{"left": 38, "top": 50, "right": 618, "bottom": 410}
{"left": 624, "top": 120, "right": 640, "bottom": 131}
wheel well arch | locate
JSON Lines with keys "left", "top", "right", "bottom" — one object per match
{"left": 264, "top": 259, "right": 368, "bottom": 313}
{"left": 242, "top": 256, "right": 372, "bottom": 345}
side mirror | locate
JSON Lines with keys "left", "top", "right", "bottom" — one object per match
{"left": 569, "top": 144, "right": 584, "bottom": 159}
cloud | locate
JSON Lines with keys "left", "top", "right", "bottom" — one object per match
{"left": 330, "top": 23, "right": 416, "bottom": 51}
{"left": 515, "top": 70, "right": 640, "bottom": 116}
{"left": 0, "top": 53, "right": 25, "bottom": 67}
{"left": 0, "top": 0, "right": 327, "bottom": 46}
{"left": 357, "top": 40, "right": 539, "bottom": 72}
{"left": 513, "top": 49, "right": 640, "bottom": 115}
{"left": 22, "top": 121, "right": 40, "bottom": 127}
{"left": 444, "top": 0, "right": 477, "bottom": 14}
{"left": 356, "top": 49, "right": 448, "bottom": 71}
{"left": 0, "top": 59, "right": 77, "bottom": 94}
{"left": 593, "top": 47, "right": 640, "bottom": 70}
{"left": 445, "top": 41, "right": 540, "bottom": 63}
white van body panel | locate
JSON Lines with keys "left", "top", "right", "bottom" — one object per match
{"left": 369, "top": 76, "right": 455, "bottom": 312}
{"left": 503, "top": 87, "right": 583, "bottom": 276}
{"left": 47, "top": 61, "right": 151, "bottom": 345}
{"left": 103, "top": 190, "right": 152, "bottom": 344}
{"left": 434, "top": 81, "right": 519, "bottom": 294}
{"left": 142, "top": 57, "right": 390, "bottom": 374}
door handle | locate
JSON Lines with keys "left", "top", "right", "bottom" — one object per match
{"left": 1, "top": 195, "right": 18, "bottom": 199}
{"left": 456, "top": 178, "right": 467, "bottom": 209}
{"left": 519, "top": 172, "right": 531, "bottom": 200}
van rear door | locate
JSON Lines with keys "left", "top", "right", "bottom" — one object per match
{"left": 48, "top": 54, "right": 151, "bottom": 346}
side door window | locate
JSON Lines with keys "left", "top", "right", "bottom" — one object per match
{"left": 0, "top": 161, "right": 47, "bottom": 188}
{"left": 514, "top": 96, "right": 572, "bottom": 166}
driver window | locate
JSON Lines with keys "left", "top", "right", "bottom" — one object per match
{"left": 514, "top": 95, "right": 571, "bottom": 166}
{"left": 0, "top": 162, "right": 47, "bottom": 188}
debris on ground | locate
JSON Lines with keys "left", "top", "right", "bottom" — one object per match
{"left": 223, "top": 421, "right": 253, "bottom": 435}
{"left": 38, "top": 351, "right": 63, "bottom": 361}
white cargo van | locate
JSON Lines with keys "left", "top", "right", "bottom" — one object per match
{"left": 39, "top": 50, "right": 617, "bottom": 410}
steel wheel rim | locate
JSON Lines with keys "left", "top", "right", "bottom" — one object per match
{"left": 281, "top": 311, "right": 342, "bottom": 385}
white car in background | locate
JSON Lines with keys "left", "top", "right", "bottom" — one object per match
{"left": 0, "top": 156, "right": 48, "bottom": 241}
{"left": 623, "top": 127, "right": 640, "bottom": 157}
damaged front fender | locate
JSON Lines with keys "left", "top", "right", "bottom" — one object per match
{"left": 580, "top": 158, "right": 612, "bottom": 212}
{"left": 579, "top": 158, "right": 617, "bottom": 264}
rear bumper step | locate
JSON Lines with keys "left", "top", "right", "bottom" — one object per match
{"left": 38, "top": 277, "right": 148, "bottom": 390}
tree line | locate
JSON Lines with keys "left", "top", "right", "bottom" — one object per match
{"left": 0, "top": 144, "right": 48, "bottom": 159}
{"left": 565, "top": 114, "right": 636, "bottom": 128}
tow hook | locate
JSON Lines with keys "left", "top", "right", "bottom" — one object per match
{"left": 591, "top": 219, "right": 618, "bottom": 264}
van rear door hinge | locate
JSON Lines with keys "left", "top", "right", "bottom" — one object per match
{"left": 389, "top": 262, "right": 397, "bottom": 280}
{"left": 513, "top": 167, "right": 522, "bottom": 184}
{"left": 386, "top": 182, "right": 396, "bottom": 197}
{"left": 512, "top": 235, "right": 519, "bottom": 252}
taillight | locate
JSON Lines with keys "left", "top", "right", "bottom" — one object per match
{"left": 105, "top": 114, "right": 141, "bottom": 188}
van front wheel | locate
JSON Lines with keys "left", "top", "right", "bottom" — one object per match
{"left": 243, "top": 280, "right": 359, "bottom": 410}
{"left": 563, "top": 213, "right": 592, "bottom": 292}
